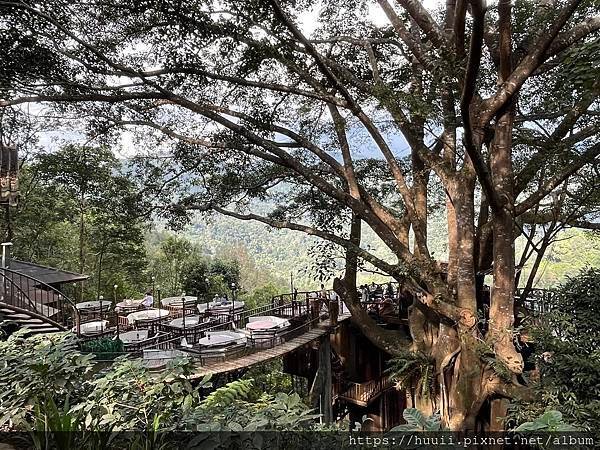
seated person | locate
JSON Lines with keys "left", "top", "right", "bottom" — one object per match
{"left": 373, "top": 284, "right": 384, "bottom": 299}
{"left": 319, "top": 284, "right": 328, "bottom": 300}
{"left": 367, "top": 301, "right": 379, "bottom": 319}
{"left": 142, "top": 291, "right": 154, "bottom": 309}
{"left": 385, "top": 282, "right": 395, "bottom": 298}
{"left": 368, "top": 282, "right": 377, "bottom": 300}
{"left": 398, "top": 289, "right": 414, "bottom": 318}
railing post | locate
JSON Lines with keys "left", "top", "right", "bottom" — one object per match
{"left": 305, "top": 294, "right": 309, "bottom": 319}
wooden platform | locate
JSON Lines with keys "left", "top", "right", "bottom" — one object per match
{"left": 189, "top": 314, "right": 350, "bottom": 378}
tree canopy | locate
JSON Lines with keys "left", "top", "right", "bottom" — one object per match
{"left": 1, "top": 0, "right": 599, "bottom": 431}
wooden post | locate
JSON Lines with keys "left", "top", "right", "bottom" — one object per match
{"left": 329, "top": 300, "right": 339, "bottom": 327}
{"left": 305, "top": 294, "right": 309, "bottom": 319}
{"left": 308, "top": 334, "right": 333, "bottom": 424}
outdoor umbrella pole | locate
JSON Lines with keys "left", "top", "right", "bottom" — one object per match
{"left": 151, "top": 276, "right": 155, "bottom": 306}
{"left": 99, "top": 295, "right": 103, "bottom": 329}
{"left": 182, "top": 292, "right": 186, "bottom": 329}
{"left": 158, "top": 287, "right": 162, "bottom": 329}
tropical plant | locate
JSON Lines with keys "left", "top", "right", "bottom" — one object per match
{"left": 515, "top": 410, "right": 578, "bottom": 432}
{"left": 26, "top": 395, "right": 80, "bottom": 450}
{"left": 0, "top": 331, "right": 94, "bottom": 429}
{"left": 241, "top": 359, "right": 298, "bottom": 401}
{"left": 191, "top": 386, "right": 320, "bottom": 432}
{"left": 509, "top": 268, "right": 600, "bottom": 435}
{"left": 201, "top": 379, "right": 253, "bottom": 410}
{"left": 386, "top": 351, "right": 436, "bottom": 399}
{"left": 389, "top": 408, "right": 447, "bottom": 432}
{"left": 73, "top": 356, "right": 203, "bottom": 431}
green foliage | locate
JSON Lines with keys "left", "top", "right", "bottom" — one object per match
{"left": 1, "top": 332, "right": 322, "bottom": 439}
{"left": 182, "top": 256, "right": 241, "bottom": 298}
{"left": 240, "top": 283, "right": 283, "bottom": 309}
{"left": 240, "top": 359, "right": 301, "bottom": 401}
{"left": 3, "top": 145, "right": 149, "bottom": 300}
{"left": 180, "top": 257, "right": 210, "bottom": 296}
{"left": 559, "top": 38, "right": 600, "bottom": 92}
{"left": 147, "top": 233, "right": 242, "bottom": 298}
{"left": 519, "top": 230, "right": 600, "bottom": 289}
{"left": 73, "top": 356, "right": 202, "bottom": 431}
{"left": 202, "top": 379, "right": 253, "bottom": 409}
{"left": 192, "top": 389, "right": 320, "bottom": 432}
{"left": 27, "top": 395, "right": 80, "bottom": 450}
{"left": 386, "top": 351, "right": 436, "bottom": 399}
{"left": 149, "top": 235, "right": 197, "bottom": 296}
{"left": 474, "top": 341, "right": 512, "bottom": 383}
{"left": 510, "top": 268, "right": 600, "bottom": 435}
{"left": 515, "top": 410, "right": 578, "bottom": 432}
{"left": 389, "top": 408, "right": 447, "bottom": 432}
{"left": 0, "top": 331, "right": 94, "bottom": 428}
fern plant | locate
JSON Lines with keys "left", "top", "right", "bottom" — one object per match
{"left": 474, "top": 340, "right": 512, "bottom": 382}
{"left": 386, "top": 351, "right": 436, "bottom": 399}
{"left": 201, "top": 379, "right": 253, "bottom": 409}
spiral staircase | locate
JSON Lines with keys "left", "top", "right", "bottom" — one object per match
{"left": 0, "top": 267, "right": 79, "bottom": 337}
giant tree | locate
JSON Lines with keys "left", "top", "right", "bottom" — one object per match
{"left": 1, "top": 0, "right": 599, "bottom": 430}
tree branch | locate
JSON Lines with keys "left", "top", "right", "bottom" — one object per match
{"left": 515, "top": 142, "right": 600, "bottom": 216}
{"left": 479, "top": 0, "right": 583, "bottom": 125}
{"left": 459, "top": 0, "right": 501, "bottom": 211}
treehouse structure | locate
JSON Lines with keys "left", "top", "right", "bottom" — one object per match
{"left": 0, "top": 258, "right": 548, "bottom": 431}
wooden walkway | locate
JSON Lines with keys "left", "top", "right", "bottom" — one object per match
{"left": 189, "top": 314, "right": 350, "bottom": 378}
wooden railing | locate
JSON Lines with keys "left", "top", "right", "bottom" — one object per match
{"left": 516, "top": 287, "right": 555, "bottom": 314}
{"left": 338, "top": 375, "right": 394, "bottom": 406}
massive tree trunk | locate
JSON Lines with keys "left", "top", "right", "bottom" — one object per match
{"left": 3, "top": 0, "right": 595, "bottom": 433}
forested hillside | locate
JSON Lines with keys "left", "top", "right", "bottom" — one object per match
{"left": 176, "top": 214, "right": 600, "bottom": 291}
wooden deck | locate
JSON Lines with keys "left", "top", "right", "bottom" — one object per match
{"left": 189, "top": 313, "right": 350, "bottom": 378}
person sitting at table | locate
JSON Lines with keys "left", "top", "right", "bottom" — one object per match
{"left": 373, "top": 283, "right": 384, "bottom": 299}
{"left": 142, "top": 291, "right": 154, "bottom": 309}
{"left": 368, "top": 282, "right": 377, "bottom": 299}
{"left": 367, "top": 297, "right": 380, "bottom": 319}
{"left": 319, "top": 284, "right": 327, "bottom": 300}
{"left": 398, "top": 288, "right": 414, "bottom": 319}
{"left": 385, "top": 282, "right": 395, "bottom": 298}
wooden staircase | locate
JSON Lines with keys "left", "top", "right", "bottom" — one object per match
{"left": 0, "top": 267, "right": 79, "bottom": 337}
{"left": 338, "top": 375, "right": 394, "bottom": 407}
{"left": 0, "top": 303, "right": 63, "bottom": 336}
